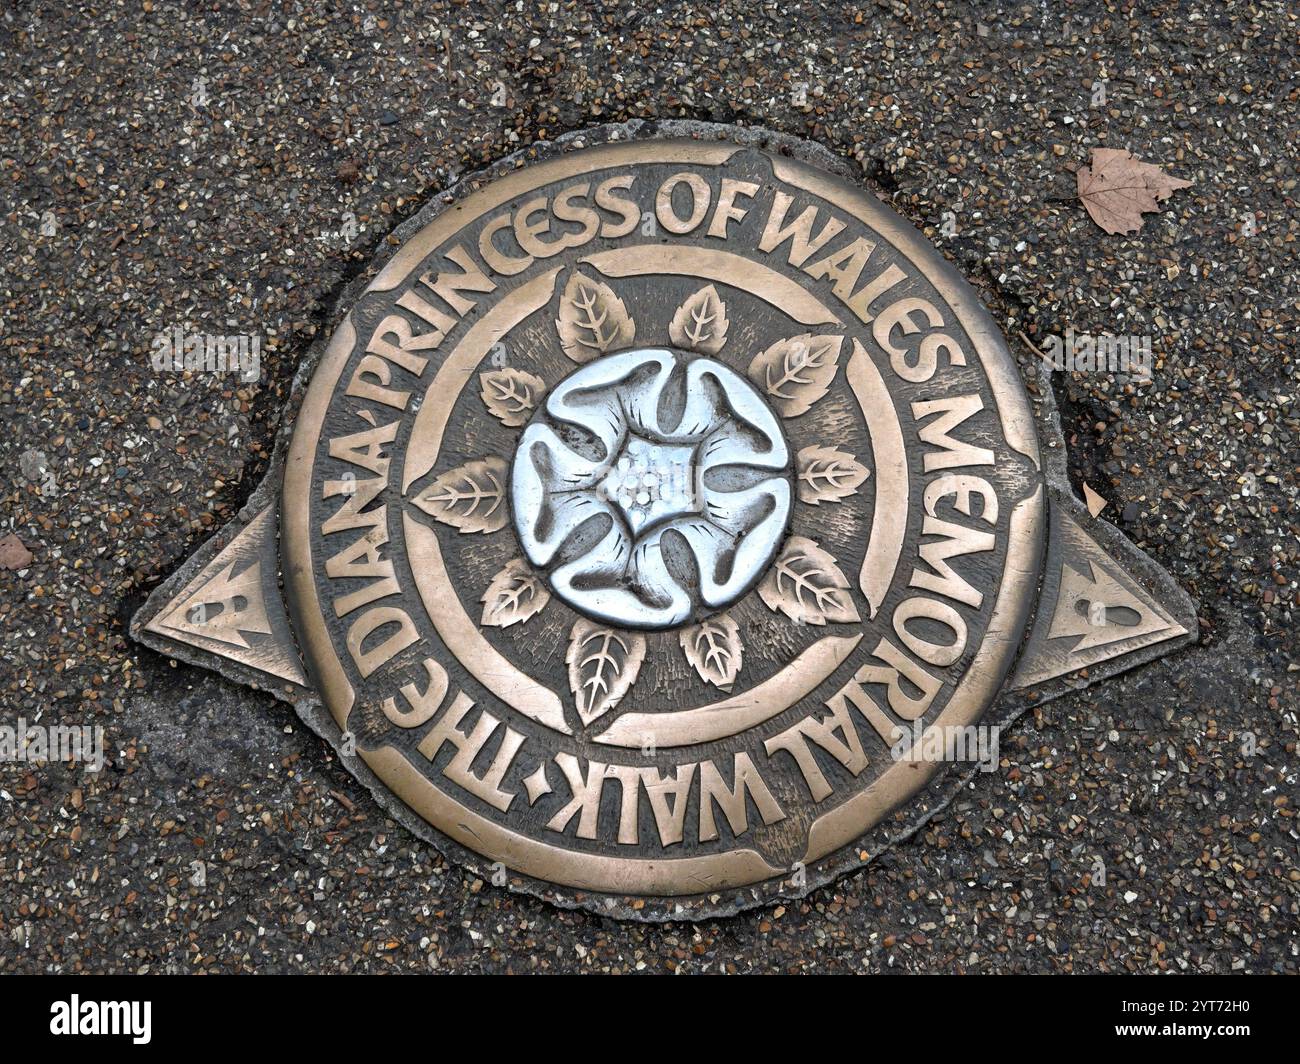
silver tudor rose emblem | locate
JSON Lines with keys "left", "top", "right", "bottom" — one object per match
{"left": 511, "top": 348, "right": 791, "bottom": 629}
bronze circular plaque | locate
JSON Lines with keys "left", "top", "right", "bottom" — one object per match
{"left": 282, "top": 135, "right": 1046, "bottom": 916}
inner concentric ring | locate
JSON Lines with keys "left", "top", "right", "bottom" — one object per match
{"left": 510, "top": 348, "right": 792, "bottom": 629}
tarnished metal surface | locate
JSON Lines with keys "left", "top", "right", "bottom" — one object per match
{"left": 133, "top": 129, "right": 1195, "bottom": 918}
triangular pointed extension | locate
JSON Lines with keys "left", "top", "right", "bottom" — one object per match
{"left": 1011, "top": 503, "right": 1191, "bottom": 689}
{"left": 141, "top": 506, "right": 307, "bottom": 688}
{"left": 1046, "top": 559, "right": 1175, "bottom": 652}
{"left": 155, "top": 557, "right": 274, "bottom": 649}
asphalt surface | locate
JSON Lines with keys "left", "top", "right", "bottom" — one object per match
{"left": 1, "top": 1, "right": 1296, "bottom": 973}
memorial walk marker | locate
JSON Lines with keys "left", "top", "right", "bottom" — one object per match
{"left": 134, "top": 127, "right": 1194, "bottom": 919}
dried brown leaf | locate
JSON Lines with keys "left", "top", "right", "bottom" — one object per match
{"left": 1082, "top": 482, "right": 1108, "bottom": 518}
{"left": 1076, "top": 148, "right": 1192, "bottom": 235}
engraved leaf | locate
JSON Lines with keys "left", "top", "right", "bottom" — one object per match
{"left": 747, "top": 333, "right": 844, "bottom": 417}
{"left": 479, "top": 368, "right": 546, "bottom": 428}
{"left": 758, "top": 535, "right": 861, "bottom": 626}
{"left": 480, "top": 558, "right": 550, "bottom": 628}
{"left": 556, "top": 271, "right": 635, "bottom": 363}
{"left": 1076, "top": 147, "right": 1192, "bottom": 235}
{"left": 412, "top": 456, "right": 509, "bottom": 534}
{"left": 668, "top": 284, "right": 729, "bottom": 354}
{"left": 796, "top": 444, "right": 871, "bottom": 505}
{"left": 566, "top": 620, "right": 646, "bottom": 726}
{"left": 679, "top": 613, "right": 743, "bottom": 691}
